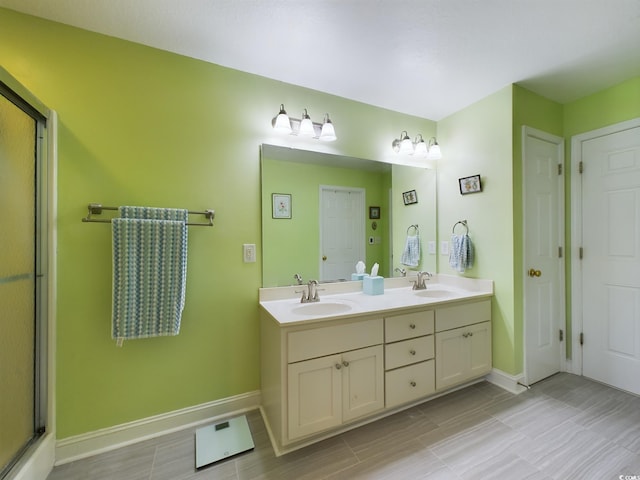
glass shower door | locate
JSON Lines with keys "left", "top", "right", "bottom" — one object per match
{"left": 0, "top": 89, "right": 41, "bottom": 478}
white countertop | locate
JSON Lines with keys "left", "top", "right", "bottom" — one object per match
{"left": 259, "top": 274, "right": 493, "bottom": 326}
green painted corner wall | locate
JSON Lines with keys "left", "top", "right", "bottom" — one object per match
{"left": 0, "top": 8, "right": 435, "bottom": 438}
{"left": 437, "top": 86, "right": 519, "bottom": 374}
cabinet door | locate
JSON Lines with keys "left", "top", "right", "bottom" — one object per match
{"left": 435, "top": 328, "right": 468, "bottom": 390}
{"left": 342, "top": 345, "right": 384, "bottom": 422}
{"left": 435, "top": 321, "right": 492, "bottom": 390}
{"left": 288, "top": 354, "right": 342, "bottom": 440}
{"left": 468, "top": 321, "right": 492, "bottom": 378}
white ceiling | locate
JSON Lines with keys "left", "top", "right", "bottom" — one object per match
{"left": 1, "top": 0, "right": 639, "bottom": 120}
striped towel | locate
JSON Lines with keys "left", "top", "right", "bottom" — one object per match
{"left": 401, "top": 234, "right": 420, "bottom": 267}
{"left": 112, "top": 207, "right": 188, "bottom": 343}
{"left": 449, "top": 233, "right": 474, "bottom": 273}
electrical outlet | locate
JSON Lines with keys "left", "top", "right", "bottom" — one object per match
{"left": 428, "top": 241, "right": 436, "bottom": 254}
{"left": 440, "top": 241, "right": 450, "bottom": 255}
{"left": 243, "top": 244, "right": 256, "bottom": 263}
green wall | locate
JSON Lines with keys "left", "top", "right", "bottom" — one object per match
{"left": 437, "top": 86, "right": 518, "bottom": 374}
{"left": 0, "top": 8, "right": 435, "bottom": 439}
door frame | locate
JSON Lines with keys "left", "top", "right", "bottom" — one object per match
{"left": 521, "top": 126, "right": 566, "bottom": 384}
{"left": 0, "top": 67, "right": 57, "bottom": 480}
{"left": 570, "top": 117, "right": 640, "bottom": 376}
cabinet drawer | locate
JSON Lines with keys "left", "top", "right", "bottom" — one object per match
{"left": 385, "top": 335, "right": 434, "bottom": 370}
{"left": 385, "top": 360, "right": 435, "bottom": 408}
{"left": 385, "top": 310, "right": 434, "bottom": 342}
{"left": 288, "top": 318, "right": 383, "bottom": 363}
{"left": 435, "top": 299, "right": 491, "bottom": 332}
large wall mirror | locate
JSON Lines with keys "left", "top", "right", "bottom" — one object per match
{"left": 261, "top": 144, "right": 436, "bottom": 287}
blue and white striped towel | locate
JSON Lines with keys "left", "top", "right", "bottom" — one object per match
{"left": 401, "top": 234, "right": 420, "bottom": 267}
{"left": 112, "top": 207, "right": 188, "bottom": 343}
{"left": 449, "top": 233, "right": 474, "bottom": 273}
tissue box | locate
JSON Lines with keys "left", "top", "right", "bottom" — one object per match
{"left": 351, "top": 273, "right": 369, "bottom": 281}
{"left": 363, "top": 276, "right": 384, "bottom": 295}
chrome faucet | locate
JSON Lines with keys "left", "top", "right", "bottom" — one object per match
{"left": 296, "top": 279, "right": 320, "bottom": 303}
{"left": 412, "top": 271, "right": 433, "bottom": 290}
{"left": 293, "top": 273, "right": 303, "bottom": 285}
{"left": 394, "top": 267, "right": 407, "bottom": 277}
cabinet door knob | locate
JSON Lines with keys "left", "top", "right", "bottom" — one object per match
{"left": 409, "top": 349, "right": 416, "bottom": 356}
{"left": 462, "top": 332, "right": 468, "bottom": 338}
{"left": 409, "top": 323, "right": 416, "bottom": 329}
{"left": 410, "top": 381, "right": 417, "bottom": 387}
{"left": 342, "top": 360, "right": 350, "bottom": 367}
{"left": 335, "top": 363, "right": 342, "bottom": 370}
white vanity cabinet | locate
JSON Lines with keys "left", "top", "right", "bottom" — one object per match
{"left": 384, "top": 310, "right": 435, "bottom": 408}
{"left": 435, "top": 300, "right": 492, "bottom": 390}
{"left": 261, "top": 314, "right": 384, "bottom": 449}
{"left": 260, "top": 278, "right": 493, "bottom": 456}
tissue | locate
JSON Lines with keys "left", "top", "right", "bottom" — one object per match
{"left": 352, "top": 260, "right": 368, "bottom": 281}
{"left": 371, "top": 262, "right": 379, "bottom": 277}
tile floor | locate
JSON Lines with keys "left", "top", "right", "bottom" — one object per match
{"left": 46, "top": 373, "right": 640, "bottom": 479}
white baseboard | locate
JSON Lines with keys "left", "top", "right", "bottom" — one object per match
{"left": 55, "top": 390, "right": 261, "bottom": 466}
{"left": 485, "top": 368, "right": 528, "bottom": 395}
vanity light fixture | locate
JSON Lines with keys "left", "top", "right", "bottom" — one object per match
{"left": 271, "top": 104, "right": 337, "bottom": 141}
{"left": 427, "top": 137, "right": 442, "bottom": 160}
{"left": 392, "top": 132, "right": 442, "bottom": 159}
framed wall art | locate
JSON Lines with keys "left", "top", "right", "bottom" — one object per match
{"left": 369, "top": 206, "right": 381, "bottom": 219}
{"left": 402, "top": 190, "right": 418, "bottom": 205}
{"left": 459, "top": 175, "right": 482, "bottom": 195}
{"left": 272, "top": 193, "right": 292, "bottom": 218}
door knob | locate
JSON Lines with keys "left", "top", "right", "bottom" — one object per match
{"left": 528, "top": 268, "right": 542, "bottom": 277}
{"left": 322, "top": 255, "right": 327, "bottom": 261}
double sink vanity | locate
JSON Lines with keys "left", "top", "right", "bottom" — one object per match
{"left": 259, "top": 274, "right": 494, "bottom": 456}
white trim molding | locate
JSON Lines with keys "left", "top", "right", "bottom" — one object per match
{"left": 55, "top": 390, "right": 261, "bottom": 465}
{"left": 485, "top": 368, "right": 528, "bottom": 394}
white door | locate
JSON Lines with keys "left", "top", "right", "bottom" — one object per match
{"left": 320, "top": 186, "right": 365, "bottom": 282}
{"left": 522, "top": 127, "right": 564, "bottom": 385}
{"left": 580, "top": 122, "right": 640, "bottom": 395}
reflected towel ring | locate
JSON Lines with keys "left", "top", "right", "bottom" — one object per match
{"left": 452, "top": 220, "right": 468, "bottom": 234}
{"left": 407, "top": 224, "right": 419, "bottom": 235}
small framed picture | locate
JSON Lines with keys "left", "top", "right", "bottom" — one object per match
{"left": 459, "top": 175, "right": 482, "bottom": 195}
{"left": 369, "top": 206, "right": 381, "bottom": 219}
{"left": 402, "top": 190, "right": 418, "bottom": 205}
{"left": 272, "top": 193, "right": 292, "bottom": 219}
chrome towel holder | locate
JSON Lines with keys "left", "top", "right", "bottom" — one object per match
{"left": 406, "top": 224, "right": 419, "bottom": 235}
{"left": 452, "top": 220, "right": 468, "bottom": 234}
{"left": 81, "top": 203, "right": 215, "bottom": 226}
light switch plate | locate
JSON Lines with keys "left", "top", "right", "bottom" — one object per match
{"left": 243, "top": 244, "right": 256, "bottom": 263}
{"left": 428, "top": 241, "right": 436, "bottom": 254}
{"left": 440, "top": 241, "right": 450, "bottom": 255}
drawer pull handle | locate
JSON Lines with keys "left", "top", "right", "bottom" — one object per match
{"left": 342, "top": 360, "right": 350, "bottom": 367}
{"left": 462, "top": 332, "right": 474, "bottom": 338}
{"left": 335, "top": 363, "right": 342, "bottom": 370}
{"left": 409, "top": 323, "right": 416, "bottom": 329}
{"left": 410, "top": 381, "right": 417, "bottom": 387}
{"left": 409, "top": 349, "right": 416, "bottom": 355}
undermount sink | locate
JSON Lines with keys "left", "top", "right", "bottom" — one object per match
{"left": 292, "top": 302, "right": 353, "bottom": 316}
{"left": 413, "top": 289, "right": 456, "bottom": 299}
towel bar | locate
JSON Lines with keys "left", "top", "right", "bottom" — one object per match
{"left": 81, "top": 203, "right": 215, "bottom": 226}
{"left": 452, "top": 220, "right": 468, "bottom": 234}
{"left": 406, "top": 224, "right": 419, "bottom": 235}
